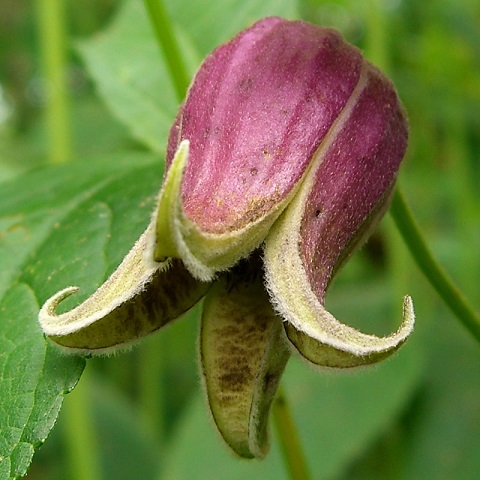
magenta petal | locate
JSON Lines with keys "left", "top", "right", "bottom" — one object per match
{"left": 169, "top": 17, "right": 363, "bottom": 234}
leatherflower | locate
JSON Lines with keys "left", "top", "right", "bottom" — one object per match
{"left": 39, "top": 17, "right": 414, "bottom": 459}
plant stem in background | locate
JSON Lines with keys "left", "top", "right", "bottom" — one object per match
{"left": 273, "top": 388, "right": 312, "bottom": 480}
{"left": 143, "top": 0, "right": 191, "bottom": 102}
{"left": 138, "top": 0, "right": 186, "bottom": 459}
{"left": 139, "top": 335, "right": 166, "bottom": 449}
{"left": 364, "top": 0, "right": 480, "bottom": 345}
{"left": 36, "top": 0, "right": 72, "bottom": 164}
{"left": 61, "top": 370, "right": 102, "bottom": 480}
{"left": 444, "top": 104, "right": 480, "bottom": 300}
{"left": 390, "top": 188, "right": 480, "bottom": 343}
{"left": 364, "top": 0, "right": 389, "bottom": 73}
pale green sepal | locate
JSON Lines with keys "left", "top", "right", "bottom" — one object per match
{"left": 263, "top": 160, "right": 415, "bottom": 366}
{"left": 39, "top": 223, "right": 211, "bottom": 354}
{"left": 153, "top": 140, "right": 188, "bottom": 261}
{"left": 199, "top": 256, "right": 290, "bottom": 458}
{"left": 285, "top": 296, "right": 415, "bottom": 368}
{"left": 264, "top": 208, "right": 414, "bottom": 366}
{"left": 153, "top": 139, "right": 220, "bottom": 281}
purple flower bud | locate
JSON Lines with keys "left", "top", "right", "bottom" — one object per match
{"left": 39, "top": 17, "right": 415, "bottom": 459}
{"left": 152, "top": 18, "right": 408, "bottom": 285}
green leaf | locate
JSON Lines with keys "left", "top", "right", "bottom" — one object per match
{"left": 0, "top": 151, "right": 162, "bottom": 477}
{"left": 0, "top": 284, "right": 84, "bottom": 479}
{"left": 76, "top": 0, "right": 180, "bottom": 153}
{"left": 77, "top": 0, "right": 299, "bottom": 152}
{"left": 162, "top": 338, "right": 423, "bottom": 480}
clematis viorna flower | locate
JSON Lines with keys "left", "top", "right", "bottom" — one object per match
{"left": 39, "top": 17, "right": 414, "bottom": 458}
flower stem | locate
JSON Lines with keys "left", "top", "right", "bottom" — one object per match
{"left": 61, "top": 369, "right": 102, "bottom": 480}
{"left": 142, "top": 0, "right": 190, "bottom": 102}
{"left": 272, "top": 387, "right": 312, "bottom": 480}
{"left": 390, "top": 187, "right": 480, "bottom": 342}
{"left": 138, "top": 335, "right": 166, "bottom": 448}
{"left": 36, "top": 0, "right": 72, "bottom": 164}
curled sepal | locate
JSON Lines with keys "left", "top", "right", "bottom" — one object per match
{"left": 284, "top": 297, "right": 414, "bottom": 368}
{"left": 265, "top": 215, "right": 414, "bottom": 366}
{"left": 39, "top": 224, "right": 211, "bottom": 354}
{"left": 200, "top": 254, "right": 290, "bottom": 458}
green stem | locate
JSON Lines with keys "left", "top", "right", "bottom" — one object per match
{"left": 444, "top": 105, "right": 479, "bottom": 299}
{"left": 36, "top": 0, "right": 72, "bottom": 164}
{"left": 364, "top": 0, "right": 389, "bottom": 72}
{"left": 62, "top": 370, "right": 102, "bottom": 480}
{"left": 390, "top": 187, "right": 480, "bottom": 342}
{"left": 142, "top": 0, "right": 191, "bottom": 102}
{"left": 138, "top": 335, "right": 166, "bottom": 448}
{"left": 272, "top": 388, "right": 312, "bottom": 480}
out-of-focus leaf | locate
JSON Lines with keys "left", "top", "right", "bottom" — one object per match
{"left": 76, "top": 0, "right": 179, "bottom": 153}
{"left": 0, "top": 151, "right": 162, "bottom": 477}
{"left": 90, "top": 374, "right": 162, "bottom": 480}
{"left": 167, "top": 0, "right": 299, "bottom": 55}
{"left": 401, "top": 318, "right": 480, "bottom": 480}
{"left": 289, "top": 343, "right": 422, "bottom": 479}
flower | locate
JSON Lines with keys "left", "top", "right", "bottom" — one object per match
{"left": 39, "top": 17, "right": 414, "bottom": 459}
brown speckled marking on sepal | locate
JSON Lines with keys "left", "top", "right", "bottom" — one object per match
{"left": 200, "top": 253, "right": 289, "bottom": 458}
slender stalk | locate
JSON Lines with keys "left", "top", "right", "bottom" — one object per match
{"left": 61, "top": 371, "right": 102, "bottom": 480}
{"left": 444, "top": 105, "right": 479, "bottom": 299}
{"left": 36, "top": 0, "right": 72, "bottom": 164}
{"left": 138, "top": 335, "right": 166, "bottom": 447}
{"left": 364, "top": 0, "right": 389, "bottom": 73}
{"left": 142, "top": 0, "right": 191, "bottom": 102}
{"left": 272, "top": 388, "right": 312, "bottom": 480}
{"left": 390, "top": 187, "right": 480, "bottom": 342}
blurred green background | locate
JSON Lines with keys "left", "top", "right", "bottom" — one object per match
{"left": 1, "top": 0, "right": 479, "bottom": 479}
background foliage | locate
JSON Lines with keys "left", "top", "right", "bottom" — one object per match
{"left": 0, "top": 0, "right": 479, "bottom": 478}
